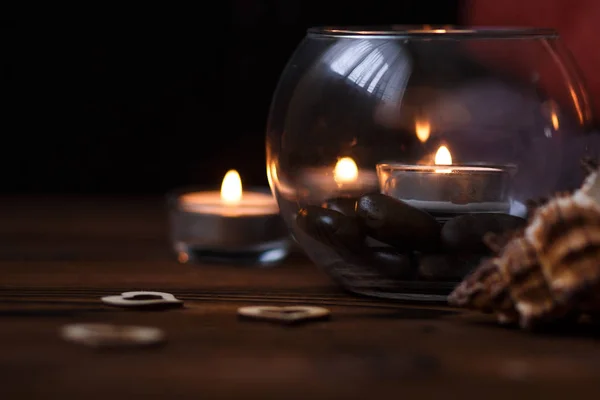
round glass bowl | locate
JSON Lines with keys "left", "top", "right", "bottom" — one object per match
{"left": 266, "top": 26, "right": 599, "bottom": 302}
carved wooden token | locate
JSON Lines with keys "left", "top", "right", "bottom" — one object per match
{"left": 237, "top": 306, "right": 330, "bottom": 324}
{"left": 101, "top": 291, "right": 183, "bottom": 308}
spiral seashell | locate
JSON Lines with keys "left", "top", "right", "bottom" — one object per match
{"left": 449, "top": 164, "right": 600, "bottom": 330}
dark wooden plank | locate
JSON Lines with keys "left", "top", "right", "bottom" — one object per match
{"left": 0, "top": 197, "right": 599, "bottom": 399}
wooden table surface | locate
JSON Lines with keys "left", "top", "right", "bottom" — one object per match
{"left": 1, "top": 197, "right": 600, "bottom": 399}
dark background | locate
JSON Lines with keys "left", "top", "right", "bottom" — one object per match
{"left": 0, "top": 1, "right": 460, "bottom": 194}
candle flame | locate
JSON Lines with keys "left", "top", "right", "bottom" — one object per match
{"left": 415, "top": 119, "right": 431, "bottom": 143}
{"left": 334, "top": 157, "right": 358, "bottom": 184}
{"left": 435, "top": 145, "right": 452, "bottom": 165}
{"left": 221, "top": 169, "right": 243, "bottom": 204}
{"left": 551, "top": 111, "right": 559, "bottom": 130}
{"left": 434, "top": 145, "right": 452, "bottom": 173}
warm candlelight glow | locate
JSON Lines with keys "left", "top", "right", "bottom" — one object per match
{"left": 415, "top": 119, "right": 431, "bottom": 143}
{"left": 221, "top": 170, "right": 243, "bottom": 204}
{"left": 434, "top": 145, "right": 452, "bottom": 173}
{"left": 551, "top": 111, "right": 559, "bottom": 130}
{"left": 334, "top": 157, "right": 359, "bottom": 184}
{"left": 177, "top": 252, "right": 189, "bottom": 263}
{"left": 435, "top": 145, "right": 452, "bottom": 165}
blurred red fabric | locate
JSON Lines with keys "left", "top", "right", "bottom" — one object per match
{"left": 465, "top": 0, "right": 600, "bottom": 122}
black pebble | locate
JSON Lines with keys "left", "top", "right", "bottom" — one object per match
{"left": 356, "top": 193, "right": 441, "bottom": 252}
{"left": 296, "top": 206, "right": 365, "bottom": 251}
{"left": 441, "top": 213, "right": 526, "bottom": 253}
{"left": 369, "top": 247, "right": 416, "bottom": 280}
{"left": 322, "top": 197, "right": 358, "bottom": 217}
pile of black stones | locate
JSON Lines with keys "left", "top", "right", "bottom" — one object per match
{"left": 296, "top": 193, "right": 526, "bottom": 282}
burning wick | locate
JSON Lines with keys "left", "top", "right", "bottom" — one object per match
{"left": 434, "top": 145, "right": 453, "bottom": 173}
{"left": 221, "top": 169, "right": 243, "bottom": 204}
{"left": 334, "top": 157, "right": 359, "bottom": 184}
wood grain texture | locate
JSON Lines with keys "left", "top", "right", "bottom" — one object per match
{"left": 1, "top": 197, "right": 600, "bottom": 399}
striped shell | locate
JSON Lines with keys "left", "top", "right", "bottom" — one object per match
{"left": 448, "top": 168, "right": 600, "bottom": 330}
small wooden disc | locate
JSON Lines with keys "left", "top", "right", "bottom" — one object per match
{"left": 101, "top": 291, "right": 183, "bottom": 309}
{"left": 61, "top": 323, "right": 166, "bottom": 348}
{"left": 237, "top": 305, "right": 330, "bottom": 324}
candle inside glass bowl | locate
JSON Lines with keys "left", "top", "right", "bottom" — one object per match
{"left": 297, "top": 157, "right": 379, "bottom": 202}
{"left": 377, "top": 146, "right": 515, "bottom": 221}
{"left": 168, "top": 170, "right": 291, "bottom": 266}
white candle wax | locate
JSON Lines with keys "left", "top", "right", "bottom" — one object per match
{"left": 296, "top": 157, "right": 379, "bottom": 200}
{"left": 300, "top": 168, "right": 379, "bottom": 190}
{"left": 401, "top": 199, "right": 510, "bottom": 213}
{"left": 377, "top": 164, "right": 513, "bottom": 216}
{"left": 179, "top": 191, "right": 279, "bottom": 216}
{"left": 298, "top": 168, "right": 380, "bottom": 202}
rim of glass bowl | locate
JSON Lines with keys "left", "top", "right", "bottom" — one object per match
{"left": 307, "top": 26, "right": 558, "bottom": 40}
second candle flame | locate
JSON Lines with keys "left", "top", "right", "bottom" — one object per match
{"left": 434, "top": 145, "right": 452, "bottom": 173}
{"left": 334, "top": 157, "right": 359, "bottom": 184}
{"left": 221, "top": 169, "right": 243, "bottom": 204}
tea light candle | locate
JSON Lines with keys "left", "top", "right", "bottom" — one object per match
{"left": 179, "top": 170, "right": 279, "bottom": 216}
{"left": 298, "top": 157, "right": 379, "bottom": 201}
{"left": 377, "top": 146, "right": 514, "bottom": 220}
{"left": 168, "top": 170, "right": 290, "bottom": 265}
